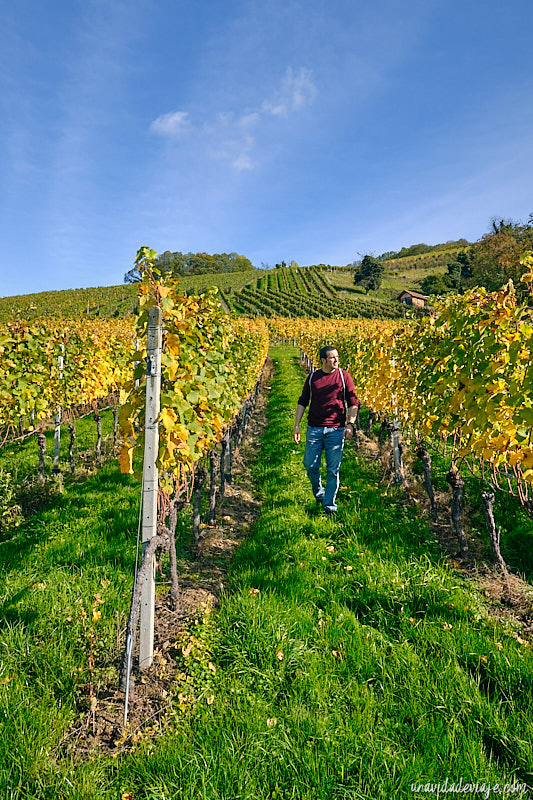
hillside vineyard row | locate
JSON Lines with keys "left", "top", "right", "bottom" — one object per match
{"left": 1, "top": 255, "right": 533, "bottom": 501}
{"left": 272, "top": 256, "right": 533, "bottom": 504}
{"left": 0, "top": 257, "right": 269, "bottom": 502}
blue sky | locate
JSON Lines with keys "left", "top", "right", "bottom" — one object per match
{"left": 2, "top": 0, "right": 532, "bottom": 296}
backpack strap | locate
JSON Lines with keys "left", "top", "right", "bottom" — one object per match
{"left": 309, "top": 367, "right": 316, "bottom": 404}
{"left": 339, "top": 368, "right": 347, "bottom": 410}
{"left": 309, "top": 368, "right": 347, "bottom": 409}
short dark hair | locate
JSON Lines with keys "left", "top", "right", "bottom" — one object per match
{"left": 319, "top": 345, "right": 336, "bottom": 360}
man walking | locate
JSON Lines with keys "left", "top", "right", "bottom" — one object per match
{"left": 293, "top": 346, "right": 359, "bottom": 515}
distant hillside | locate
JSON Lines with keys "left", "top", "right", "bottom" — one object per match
{"left": 0, "top": 272, "right": 258, "bottom": 323}
{"left": 0, "top": 240, "right": 468, "bottom": 323}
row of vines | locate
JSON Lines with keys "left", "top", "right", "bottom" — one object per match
{"left": 228, "top": 266, "right": 407, "bottom": 320}
{"left": 117, "top": 249, "right": 269, "bottom": 500}
{"left": 270, "top": 257, "right": 533, "bottom": 530}
{"left": 0, "top": 317, "right": 134, "bottom": 444}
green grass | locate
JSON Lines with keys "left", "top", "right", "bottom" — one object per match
{"left": 1, "top": 347, "right": 533, "bottom": 798}
{"left": 324, "top": 265, "right": 448, "bottom": 300}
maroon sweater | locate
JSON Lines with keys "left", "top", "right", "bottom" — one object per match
{"left": 298, "top": 368, "right": 359, "bottom": 427}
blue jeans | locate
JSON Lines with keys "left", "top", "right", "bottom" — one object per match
{"left": 303, "top": 426, "right": 345, "bottom": 512}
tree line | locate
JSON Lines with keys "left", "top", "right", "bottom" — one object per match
{"left": 124, "top": 251, "right": 254, "bottom": 282}
{"left": 123, "top": 214, "right": 533, "bottom": 299}
{"left": 419, "top": 216, "right": 533, "bottom": 296}
{"left": 352, "top": 215, "right": 533, "bottom": 297}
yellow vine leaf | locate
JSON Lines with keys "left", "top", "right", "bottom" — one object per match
{"left": 119, "top": 444, "right": 134, "bottom": 474}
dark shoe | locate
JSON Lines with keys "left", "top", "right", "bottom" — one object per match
{"left": 315, "top": 496, "right": 325, "bottom": 506}
{"left": 323, "top": 507, "right": 337, "bottom": 516}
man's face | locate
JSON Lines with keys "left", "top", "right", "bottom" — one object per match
{"left": 322, "top": 350, "right": 339, "bottom": 372}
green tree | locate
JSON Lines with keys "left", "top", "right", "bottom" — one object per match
{"left": 467, "top": 217, "right": 533, "bottom": 292}
{"left": 420, "top": 273, "right": 452, "bottom": 296}
{"left": 353, "top": 255, "right": 384, "bottom": 294}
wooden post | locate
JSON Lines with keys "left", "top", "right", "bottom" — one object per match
{"left": 139, "top": 306, "right": 162, "bottom": 670}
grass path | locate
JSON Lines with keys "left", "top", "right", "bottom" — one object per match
{"left": 1, "top": 346, "right": 533, "bottom": 798}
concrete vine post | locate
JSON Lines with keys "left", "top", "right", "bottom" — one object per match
{"left": 390, "top": 357, "right": 403, "bottom": 485}
{"left": 139, "top": 306, "right": 162, "bottom": 670}
{"left": 52, "top": 345, "right": 64, "bottom": 476}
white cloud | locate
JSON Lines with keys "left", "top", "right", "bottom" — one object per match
{"left": 149, "top": 67, "right": 317, "bottom": 169}
{"left": 261, "top": 67, "right": 317, "bottom": 117}
{"left": 149, "top": 111, "right": 190, "bottom": 137}
{"left": 232, "top": 153, "right": 255, "bottom": 171}
{"left": 238, "top": 111, "right": 261, "bottom": 129}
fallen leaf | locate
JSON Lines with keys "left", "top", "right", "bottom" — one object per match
{"left": 275, "top": 650, "right": 284, "bottom": 661}
{"left": 266, "top": 718, "right": 278, "bottom": 728}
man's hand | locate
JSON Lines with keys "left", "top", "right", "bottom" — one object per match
{"left": 293, "top": 425, "right": 301, "bottom": 444}
{"left": 344, "top": 423, "right": 354, "bottom": 440}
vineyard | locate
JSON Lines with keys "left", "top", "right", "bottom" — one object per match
{"left": 2, "top": 252, "right": 533, "bottom": 797}
{"left": 0, "top": 265, "right": 418, "bottom": 323}
{"left": 224, "top": 265, "right": 411, "bottom": 319}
